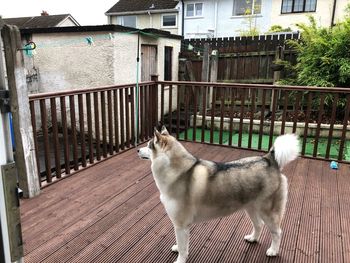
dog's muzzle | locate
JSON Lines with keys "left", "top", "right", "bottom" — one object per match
{"left": 137, "top": 147, "right": 151, "bottom": 160}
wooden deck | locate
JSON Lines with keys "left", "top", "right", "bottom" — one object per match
{"left": 20, "top": 142, "right": 350, "bottom": 263}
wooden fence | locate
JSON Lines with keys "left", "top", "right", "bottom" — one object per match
{"left": 180, "top": 33, "right": 300, "bottom": 83}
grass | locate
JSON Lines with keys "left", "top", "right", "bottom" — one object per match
{"left": 179, "top": 128, "right": 350, "bottom": 161}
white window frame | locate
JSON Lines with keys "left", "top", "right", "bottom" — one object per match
{"left": 232, "top": 0, "right": 262, "bottom": 17}
{"left": 161, "top": 13, "right": 177, "bottom": 28}
{"left": 281, "top": 0, "right": 317, "bottom": 14}
{"left": 185, "top": 2, "right": 204, "bottom": 18}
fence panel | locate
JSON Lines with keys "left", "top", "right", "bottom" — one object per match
{"left": 28, "top": 82, "right": 155, "bottom": 187}
{"left": 181, "top": 33, "right": 300, "bottom": 84}
{"left": 158, "top": 81, "right": 350, "bottom": 164}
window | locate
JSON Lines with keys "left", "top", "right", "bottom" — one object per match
{"left": 233, "top": 0, "right": 261, "bottom": 16}
{"left": 281, "top": 0, "right": 316, "bottom": 14}
{"left": 162, "top": 14, "right": 177, "bottom": 27}
{"left": 186, "top": 3, "right": 203, "bottom": 17}
{"left": 116, "top": 15, "right": 136, "bottom": 28}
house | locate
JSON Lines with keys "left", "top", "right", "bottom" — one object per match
{"left": 181, "top": 0, "right": 348, "bottom": 38}
{"left": 2, "top": 13, "right": 80, "bottom": 29}
{"left": 18, "top": 25, "right": 181, "bottom": 94}
{"left": 182, "top": 0, "right": 272, "bottom": 38}
{"left": 107, "top": 0, "right": 348, "bottom": 38}
{"left": 105, "top": 0, "right": 182, "bottom": 35}
{"left": 271, "top": 0, "right": 349, "bottom": 29}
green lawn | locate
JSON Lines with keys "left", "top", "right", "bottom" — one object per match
{"left": 179, "top": 128, "right": 350, "bottom": 161}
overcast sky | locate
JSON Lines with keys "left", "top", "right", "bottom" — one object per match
{"left": 1, "top": 0, "right": 118, "bottom": 25}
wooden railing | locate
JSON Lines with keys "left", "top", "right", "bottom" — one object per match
{"left": 29, "top": 80, "right": 350, "bottom": 186}
{"left": 29, "top": 82, "right": 158, "bottom": 187}
{"left": 157, "top": 81, "right": 350, "bottom": 163}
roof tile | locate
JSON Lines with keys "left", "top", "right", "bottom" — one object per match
{"left": 106, "top": 0, "right": 178, "bottom": 14}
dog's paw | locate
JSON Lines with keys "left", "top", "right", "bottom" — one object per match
{"left": 244, "top": 234, "right": 258, "bottom": 243}
{"left": 266, "top": 247, "right": 278, "bottom": 257}
{"left": 174, "top": 258, "right": 187, "bottom": 263}
{"left": 173, "top": 256, "right": 187, "bottom": 263}
{"left": 171, "top": 244, "right": 178, "bottom": 252}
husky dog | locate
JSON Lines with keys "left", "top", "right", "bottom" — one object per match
{"left": 138, "top": 126, "right": 299, "bottom": 263}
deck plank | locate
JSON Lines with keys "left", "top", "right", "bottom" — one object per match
{"left": 20, "top": 142, "right": 350, "bottom": 263}
{"left": 294, "top": 158, "right": 321, "bottom": 262}
{"left": 338, "top": 161, "right": 350, "bottom": 262}
{"left": 319, "top": 160, "right": 343, "bottom": 263}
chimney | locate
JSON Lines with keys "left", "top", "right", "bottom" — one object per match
{"left": 41, "top": 11, "right": 49, "bottom": 16}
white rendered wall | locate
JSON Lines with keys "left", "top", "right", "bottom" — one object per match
{"left": 183, "top": 0, "right": 272, "bottom": 38}
{"left": 270, "top": 0, "right": 349, "bottom": 30}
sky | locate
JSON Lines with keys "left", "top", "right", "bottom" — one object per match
{"left": 1, "top": 0, "right": 119, "bottom": 25}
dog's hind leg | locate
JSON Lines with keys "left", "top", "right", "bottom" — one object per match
{"left": 172, "top": 226, "right": 190, "bottom": 263}
{"left": 261, "top": 175, "right": 288, "bottom": 256}
{"left": 261, "top": 212, "right": 282, "bottom": 256}
{"left": 244, "top": 207, "right": 264, "bottom": 243}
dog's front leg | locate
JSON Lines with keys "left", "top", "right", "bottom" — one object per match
{"left": 172, "top": 226, "right": 189, "bottom": 263}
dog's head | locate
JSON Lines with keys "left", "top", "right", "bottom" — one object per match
{"left": 137, "top": 126, "right": 173, "bottom": 161}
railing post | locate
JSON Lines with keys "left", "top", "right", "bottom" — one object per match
{"left": 1, "top": 19, "right": 25, "bottom": 263}
{"left": 151, "top": 75, "right": 159, "bottom": 129}
{"left": 2, "top": 25, "right": 40, "bottom": 198}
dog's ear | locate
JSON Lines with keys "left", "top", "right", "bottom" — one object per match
{"left": 154, "top": 127, "right": 161, "bottom": 143}
{"left": 161, "top": 125, "right": 169, "bottom": 135}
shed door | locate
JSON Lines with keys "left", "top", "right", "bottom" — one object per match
{"left": 141, "top": 45, "right": 157, "bottom": 81}
{"left": 164, "top": 46, "right": 173, "bottom": 81}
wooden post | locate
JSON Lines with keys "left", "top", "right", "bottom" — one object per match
{"left": 210, "top": 50, "right": 219, "bottom": 83}
{"left": 185, "top": 61, "right": 197, "bottom": 81}
{"left": 198, "top": 43, "right": 210, "bottom": 111}
{"left": 2, "top": 25, "right": 40, "bottom": 198}
{"left": 201, "top": 43, "right": 210, "bottom": 82}
{"left": 178, "top": 58, "right": 187, "bottom": 81}
{"left": 0, "top": 18, "right": 25, "bottom": 263}
{"left": 271, "top": 45, "right": 284, "bottom": 111}
{"left": 150, "top": 75, "right": 159, "bottom": 128}
{"left": 273, "top": 45, "right": 283, "bottom": 84}
{"left": 208, "top": 50, "right": 219, "bottom": 108}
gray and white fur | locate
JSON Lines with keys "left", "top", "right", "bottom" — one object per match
{"left": 138, "top": 127, "right": 299, "bottom": 263}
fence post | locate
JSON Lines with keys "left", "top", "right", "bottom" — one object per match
{"left": 178, "top": 58, "right": 187, "bottom": 81}
{"left": 210, "top": 50, "right": 219, "bottom": 83}
{"left": 2, "top": 25, "right": 40, "bottom": 198}
{"left": 208, "top": 50, "right": 219, "bottom": 108}
{"left": 271, "top": 45, "right": 284, "bottom": 111}
{"left": 201, "top": 43, "right": 210, "bottom": 82}
{"left": 273, "top": 45, "right": 284, "bottom": 84}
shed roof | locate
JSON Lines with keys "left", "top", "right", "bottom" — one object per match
{"left": 3, "top": 14, "right": 80, "bottom": 29}
{"left": 19, "top": 25, "right": 182, "bottom": 40}
{"left": 106, "top": 0, "right": 178, "bottom": 14}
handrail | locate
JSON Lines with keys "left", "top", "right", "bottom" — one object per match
{"left": 158, "top": 81, "right": 350, "bottom": 93}
{"left": 29, "top": 81, "right": 154, "bottom": 101}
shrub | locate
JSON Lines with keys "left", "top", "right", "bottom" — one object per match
{"left": 267, "top": 25, "right": 292, "bottom": 33}
{"left": 277, "top": 13, "right": 350, "bottom": 118}
{"left": 281, "top": 16, "right": 350, "bottom": 88}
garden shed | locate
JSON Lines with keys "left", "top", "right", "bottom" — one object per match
{"left": 19, "top": 25, "right": 181, "bottom": 94}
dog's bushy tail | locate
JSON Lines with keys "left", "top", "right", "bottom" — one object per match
{"left": 272, "top": 134, "right": 300, "bottom": 170}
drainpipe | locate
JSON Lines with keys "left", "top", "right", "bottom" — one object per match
{"left": 148, "top": 11, "right": 153, "bottom": 28}
{"left": 331, "top": 0, "right": 337, "bottom": 27}
{"left": 214, "top": 0, "right": 218, "bottom": 37}
{"left": 180, "top": 0, "right": 185, "bottom": 37}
